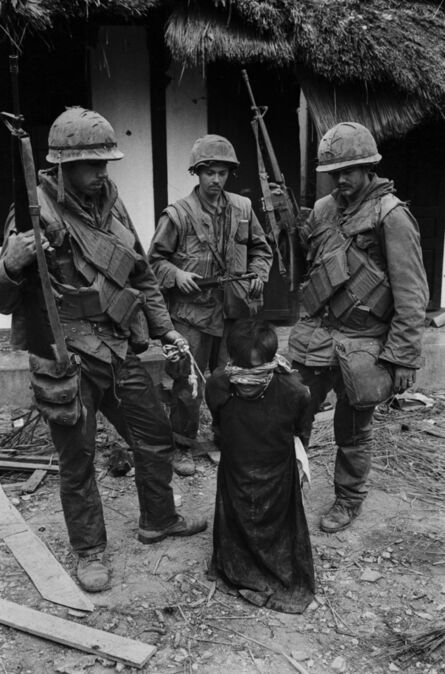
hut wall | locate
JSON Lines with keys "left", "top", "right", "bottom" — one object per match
{"left": 90, "top": 26, "right": 155, "bottom": 249}
{"left": 165, "top": 62, "right": 207, "bottom": 204}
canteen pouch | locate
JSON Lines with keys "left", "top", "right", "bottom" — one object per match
{"left": 335, "top": 337, "right": 394, "bottom": 409}
{"left": 29, "top": 353, "right": 83, "bottom": 426}
{"left": 301, "top": 246, "right": 349, "bottom": 316}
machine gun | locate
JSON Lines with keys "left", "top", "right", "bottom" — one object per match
{"left": 241, "top": 69, "right": 306, "bottom": 293}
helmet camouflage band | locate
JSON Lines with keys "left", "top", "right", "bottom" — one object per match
{"left": 188, "top": 134, "right": 239, "bottom": 173}
{"left": 46, "top": 107, "right": 124, "bottom": 164}
{"left": 317, "top": 122, "right": 381, "bottom": 173}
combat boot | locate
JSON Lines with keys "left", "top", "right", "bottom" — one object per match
{"left": 76, "top": 552, "right": 110, "bottom": 592}
{"left": 173, "top": 448, "right": 196, "bottom": 476}
{"left": 320, "top": 500, "right": 362, "bottom": 533}
{"left": 138, "top": 514, "right": 207, "bottom": 544}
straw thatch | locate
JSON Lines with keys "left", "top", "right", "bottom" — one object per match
{"left": 301, "top": 76, "right": 429, "bottom": 142}
{"left": 165, "top": 1, "right": 445, "bottom": 118}
{"left": 0, "top": 0, "right": 162, "bottom": 47}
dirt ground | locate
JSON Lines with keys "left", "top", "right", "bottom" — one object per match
{"left": 0, "top": 394, "right": 444, "bottom": 674}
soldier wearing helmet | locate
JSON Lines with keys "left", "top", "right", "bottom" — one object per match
{"left": 0, "top": 107, "right": 207, "bottom": 592}
{"left": 289, "top": 122, "right": 428, "bottom": 533}
{"left": 149, "top": 134, "right": 273, "bottom": 475}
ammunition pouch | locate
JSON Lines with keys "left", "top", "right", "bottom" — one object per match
{"left": 335, "top": 337, "right": 394, "bottom": 409}
{"left": 301, "top": 246, "right": 349, "bottom": 316}
{"left": 330, "top": 245, "right": 393, "bottom": 323}
{"left": 29, "top": 353, "right": 83, "bottom": 426}
{"left": 56, "top": 275, "right": 143, "bottom": 330}
{"left": 67, "top": 220, "right": 136, "bottom": 289}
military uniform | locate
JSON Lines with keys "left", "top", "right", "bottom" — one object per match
{"left": 0, "top": 169, "right": 181, "bottom": 554}
{"left": 289, "top": 123, "right": 428, "bottom": 531}
{"left": 149, "top": 142, "right": 272, "bottom": 453}
{"left": 0, "top": 109, "right": 206, "bottom": 592}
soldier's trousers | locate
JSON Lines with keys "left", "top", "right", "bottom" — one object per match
{"left": 49, "top": 352, "right": 177, "bottom": 555}
{"left": 292, "top": 362, "right": 374, "bottom": 507}
{"left": 167, "top": 321, "right": 231, "bottom": 447}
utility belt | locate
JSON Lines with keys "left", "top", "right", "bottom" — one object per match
{"left": 55, "top": 274, "right": 143, "bottom": 330}
{"left": 301, "top": 240, "right": 393, "bottom": 322}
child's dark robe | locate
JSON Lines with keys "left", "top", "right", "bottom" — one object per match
{"left": 205, "top": 369, "right": 315, "bottom": 613}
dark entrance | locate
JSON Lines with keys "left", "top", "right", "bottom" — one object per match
{"left": 380, "top": 121, "right": 445, "bottom": 310}
{"left": 0, "top": 27, "right": 89, "bottom": 238}
{"left": 207, "top": 63, "right": 303, "bottom": 322}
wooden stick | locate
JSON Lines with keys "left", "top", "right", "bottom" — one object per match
{"left": 209, "top": 623, "right": 310, "bottom": 674}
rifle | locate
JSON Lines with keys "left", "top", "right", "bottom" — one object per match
{"left": 1, "top": 55, "right": 70, "bottom": 370}
{"left": 195, "top": 272, "right": 258, "bottom": 289}
{"left": 242, "top": 69, "right": 305, "bottom": 292}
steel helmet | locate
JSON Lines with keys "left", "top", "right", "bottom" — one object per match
{"left": 46, "top": 107, "right": 124, "bottom": 164}
{"left": 316, "top": 122, "right": 381, "bottom": 173}
{"left": 188, "top": 134, "right": 239, "bottom": 173}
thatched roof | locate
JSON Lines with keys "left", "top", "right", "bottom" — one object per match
{"left": 2, "top": 0, "right": 445, "bottom": 140}
{"left": 165, "top": 0, "right": 445, "bottom": 139}
{"left": 0, "top": 0, "right": 162, "bottom": 46}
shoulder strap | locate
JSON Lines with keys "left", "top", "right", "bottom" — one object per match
{"left": 379, "top": 193, "right": 402, "bottom": 225}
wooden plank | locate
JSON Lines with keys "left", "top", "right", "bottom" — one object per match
{"left": 0, "top": 460, "right": 58, "bottom": 473}
{"left": 5, "top": 531, "right": 94, "bottom": 612}
{"left": 0, "top": 486, "right": 94, "bottom": 612}
{"left": 22, "top": 469, "right": 47, "bottom": 493}
{"left": 0, "top": 484, "right": 28, "bottom": 538}
{"left": 0, "top": 599, "right": 156, "bottom": 669}
{"left": 0, "top": 452, "right": 58, "bottom": 464}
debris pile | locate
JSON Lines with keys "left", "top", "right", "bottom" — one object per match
{"left": 381, "top": 624, "right": 445, "bottom": 666}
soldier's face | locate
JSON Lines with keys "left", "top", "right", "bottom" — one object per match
{"left": 197, "top": 163, "right": 230, "bottom": 199}
{"left": 63, "top": 160, "right": 108, "bottom": 198}
{"left": 329, "top": 165, "right": 370, "bottom": 202}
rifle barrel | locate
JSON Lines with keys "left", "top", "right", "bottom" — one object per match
{"left": 241, "top": 69, "right": 283, "bottom": 184}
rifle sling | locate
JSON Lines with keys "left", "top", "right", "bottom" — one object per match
{"left": 19, "top": 136, "right": 70, "bottom": 368}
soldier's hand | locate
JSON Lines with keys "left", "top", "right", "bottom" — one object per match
{"left": 175, "top": 269, "right": 202, "bottom": 294}
{"left": 4, "top": 231, "right": 50, "bottom": 276}
{"left": 162, "top": 329, "right": 189, "bottom": 351}
{"left": 249, "top": 276, "right": 264, "bottom": 298}
{"left": 393, "top": 366, "right": 416, "bottom": 394}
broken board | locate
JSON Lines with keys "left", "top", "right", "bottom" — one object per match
{"left": 0, "top": 598, "right": 156, "bottom": 669}
{"left": 0, "top": 460, "right": 58, "bottom": 472}
{"left": 0, "top": 485, "right": 93, "bottom": 612}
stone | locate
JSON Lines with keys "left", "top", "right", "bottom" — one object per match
{"left": 331, "top": 655, "right": 347, "bottom": 671}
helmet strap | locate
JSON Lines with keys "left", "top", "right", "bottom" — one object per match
{"left": 56, "top": 152, "right": 65, "bottom": 204}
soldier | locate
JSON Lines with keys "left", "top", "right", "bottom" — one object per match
{"left": 149, "top": 134, "right": 273, "bottom": 476}
{"left": 289, "top": 122, "right": 428, "bottom": 533}
{"left": 0, "top": 107, "right": 207, "bottom": 592}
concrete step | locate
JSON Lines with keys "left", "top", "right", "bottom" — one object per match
{"left": 0, "top": 345, "right": 166, "bottom": 410}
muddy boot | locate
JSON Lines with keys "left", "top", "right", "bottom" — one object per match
{"left": 138, "top": 514, "right": 207, "bottom": 544}
{"left": 173, "top": 448, "right": 196, "bottom": 476}
{"left": 108, "top": 444, "right": 133, "bottom": 477}
{"left": 76, "top": 552, "right": 110, "bottom": 592}
{"left": 320, "top": 500, "right": 362, "bottom": 533}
